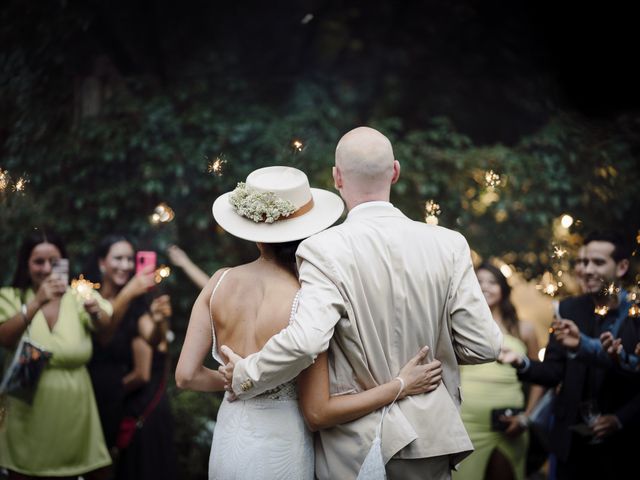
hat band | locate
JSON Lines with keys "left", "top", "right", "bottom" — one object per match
{"left": 285, "top": 198, "right": 314, "bottom": 220}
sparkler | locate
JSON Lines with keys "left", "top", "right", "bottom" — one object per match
{"left": 602, "top": 282, "right": 620, "bottom": 297}
{"left": 71, "top": 275, "right": 101, "bottom": 300}
{"left": 207, "top": 156, "right": 227, "bottom": 176}
{"left": 594, "top": 305, "right": 609, "bottom": 317}
{"left": 552, "top": 245, "right": 568, "bottom": 259}
{"left": 155, "top": 265, "right": 171, "bottom": 284}
{"left": 629, "top": 304, "right": 640, "bottom": 318}
{"left": 484, "top": 170, "right": 501, "bottom": 189}
{"left": 150, "top": 203, "right": 175, "bottom": 224}
{"left": 0, "top": 169, "right": 28, "bottom": 194}
{"left": 0, "top": 169, "right": 8, "bottom": 192}
{"left": 291, "top": 139, "right": 304, "bottom": 152}
{"left": 424, "top": 200, "right": 441, "bottom": 225}
{"left": 13, "top": 177, "right": 28, "bottom": 192}
{"left": 536, "top": 271, "right": 560, "bottom": 297}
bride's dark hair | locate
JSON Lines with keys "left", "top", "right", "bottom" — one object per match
{"left": 265, "top": 240, "right": 302, "bottom": 276}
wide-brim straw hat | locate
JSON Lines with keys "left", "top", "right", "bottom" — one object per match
{"left": 212, "top": 166, "right": 345, "bottom": 243}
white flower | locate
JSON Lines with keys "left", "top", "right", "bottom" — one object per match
{"left": 229, "top": 183, "right": 296, "bottom": 223}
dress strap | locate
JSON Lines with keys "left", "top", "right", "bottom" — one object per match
{"left": 209, "top": 269, "right": 232, "bottom": 362}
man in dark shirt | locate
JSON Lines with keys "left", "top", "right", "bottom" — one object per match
{"left": 500, "top": 231, "right": 639, "bottom": 479}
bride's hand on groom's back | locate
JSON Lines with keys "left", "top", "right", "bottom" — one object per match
{"left": 219, "top": 345, "right": 243, "bottom": 401}
{"left": 397, "top": 346, "right": 443, "bottom": 399}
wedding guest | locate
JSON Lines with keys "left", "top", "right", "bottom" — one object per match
{"left": 454, "top": 262, "right": 544, "bottom": 480}
{"left": 220, "top": 127, "right": 503, "bottom": 479}
{"left": 84, "top": 234, "right": 175, "bottom": 479}
{"left": 175, "top": 166, "right": 443, "bottom": 479}
{"left": 0, "top": 230, "right": 113, "bottom": 479}
{"left": 500, "top": 230, "right": 639, "bottom": 479}
{"left": 167, "top": 244, "right": 209, "bottom": 290}
{"left": 115, "top": 315, "right": 177, "bottom": 480}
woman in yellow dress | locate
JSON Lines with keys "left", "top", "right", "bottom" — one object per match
{"left": 0, "top": 230, "right": 114, "bottom": 479}
{"left": 453, "top": 262, "right": 542, "bottom": 480}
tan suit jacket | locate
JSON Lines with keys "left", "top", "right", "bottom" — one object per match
{"left": 232, "top": 203, "right": 503, "bottom": 479}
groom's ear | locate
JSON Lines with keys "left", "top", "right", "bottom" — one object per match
{"left": 390, "top": 160, "right": 401, "bottom": 184}
{"left": 333, "top": 166, "right": 343, "bottom": 190}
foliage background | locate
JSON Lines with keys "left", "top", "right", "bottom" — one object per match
{"left": 1, "top": 1, "right": 638, "bottom": 478}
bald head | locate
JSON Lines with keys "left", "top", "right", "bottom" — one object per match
{"left": 336, "top": 126, "right": 394, "bottom": 173}
{"left": 332, "top": 127, "right": 400, "bottom": 208}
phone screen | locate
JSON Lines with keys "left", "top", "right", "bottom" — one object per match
{"left": 51, "top": 258, "right": 69, "bottom": 285}
{"left": 136, "top": 251, "right": 157, "bottom": 276}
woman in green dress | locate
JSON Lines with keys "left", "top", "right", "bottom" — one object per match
{"left": 453, "top": 262, "right": 543, "bottom": 480}
{"left": 0, "top": 230, "right": 114, "bottom": 479}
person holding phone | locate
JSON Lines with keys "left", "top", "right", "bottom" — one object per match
{"left": 0, "top": 229, "right": 114, "bottom": 479}
{"left": 85, "top": 234, "right": 176, "bottom": 480}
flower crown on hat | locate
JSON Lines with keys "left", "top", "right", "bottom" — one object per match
{"left": 228, "top": 182, "right": 297, "bottom": 223}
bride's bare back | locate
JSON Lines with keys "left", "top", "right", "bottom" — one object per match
{"left": 211, "top": 259, "right": 300, "bottom": 359}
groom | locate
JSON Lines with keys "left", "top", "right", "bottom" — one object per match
{"left": 220, "top": 126, "right": 503, "bottom": 479}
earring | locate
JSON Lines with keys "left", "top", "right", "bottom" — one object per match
{"left": 99, "top": 266, "right": 106, "bottom": 274}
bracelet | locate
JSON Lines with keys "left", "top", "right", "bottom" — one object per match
{"left": 394, "top": 376, "right": 405, "bottom": 394}
{"left": 20, "top": 303, "right": 29, "bottom": 327}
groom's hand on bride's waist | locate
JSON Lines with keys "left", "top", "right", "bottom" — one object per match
{"left": 219, "top": 345, "right": 244, "bottom": 401}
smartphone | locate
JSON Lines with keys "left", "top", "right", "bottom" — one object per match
{"left": 135, "top": 251, "right": 157, "bottom": 276}
{"left": 51, "top": 258, "right": 69, "bottom": 285}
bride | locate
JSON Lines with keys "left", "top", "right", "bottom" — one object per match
{"left": 175, "top": 166, "right": 442, "bottom": 479}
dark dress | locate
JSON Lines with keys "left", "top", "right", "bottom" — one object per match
{"left": 88, "top": 297, "right": 146, "bottom": 450}
{"left": 115, "top": 348, "right": 177, "bottom": 480}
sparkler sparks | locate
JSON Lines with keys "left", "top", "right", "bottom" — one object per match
{"left": 552, "top": 245, "right": 568, "bottom": 258}
{"left": 291, "top": 139, "right": 304, "bottom": 152}
{"left": 155, "top": 265, "right": 171, "bottom": 284}
{"left": 13, "top": 177, "right": 28, "bottom": 192}
{"left": 536, "top": 271, "right": 560, "bottom": 297}
{"left": 0, "top": 169, "right": 28, "bottom": 194}
{"left": 603, "top": 282, "right": 620, "bottom": 297}
{"left": 0, "top": 169, "right": 8, "bottom": 192}
{"left": 484, "top": 170, "right": 501, "bottom": 188}
{"left": 150, "top": 203, "right": 175, "bottom": 224}
{"left": 629, "top": 304, "right": 640, "bottom": 318}
{"left": 207, "top": 156, "right": 227, "bottom": 176}
{"left": 71, "top": 275, "right": 101, "bottom": 300}
{"left": 594, "top": 305, "right": 610, "bottom": 317}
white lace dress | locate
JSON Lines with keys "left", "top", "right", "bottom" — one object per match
{"left": 208, "top": 270, "right": 314, "bottom": 480}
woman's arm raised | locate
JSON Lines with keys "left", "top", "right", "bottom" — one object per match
{"left": 297, "top": 346, "right": 442, "bottom": 432}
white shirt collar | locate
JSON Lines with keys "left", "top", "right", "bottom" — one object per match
{"left": 347, "top": 201, "right": 393, "bottom": 218}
